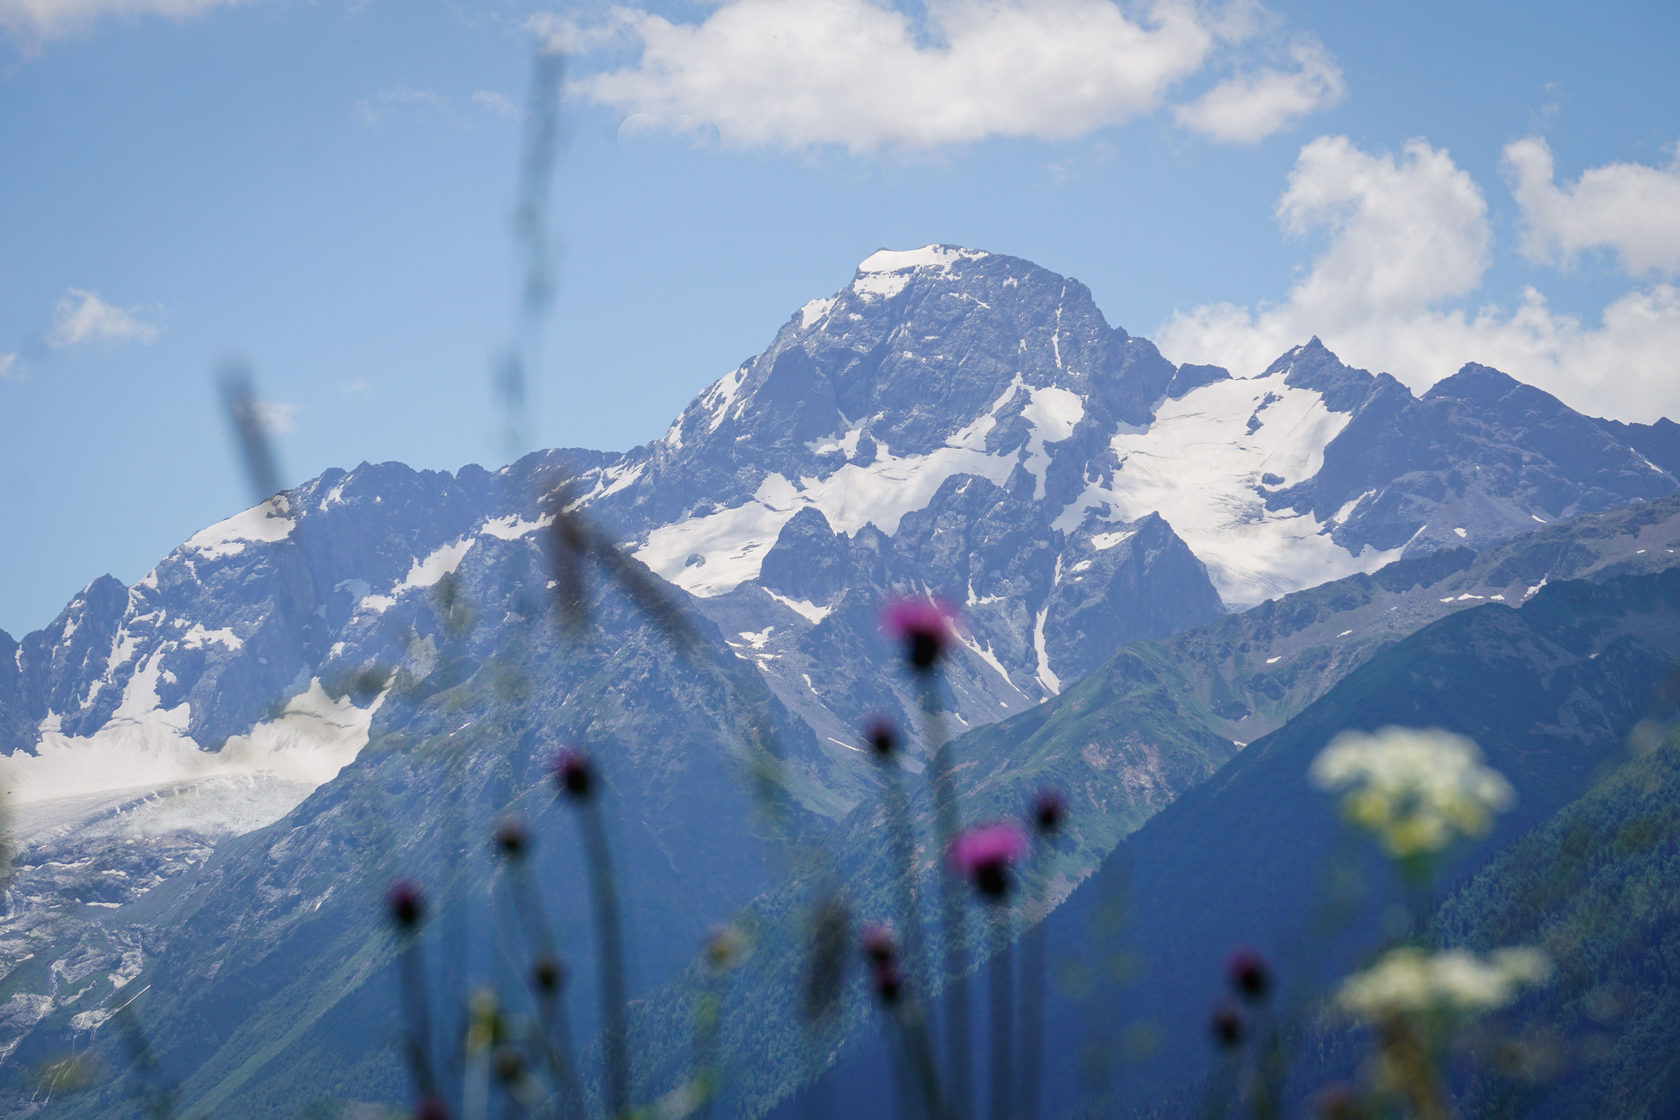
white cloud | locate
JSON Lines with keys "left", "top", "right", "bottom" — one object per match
{"left": 0, "top": 352, "right": 21, "bottom": 380}
{"left": 353, "top": 85, "right": 457, "bottom": 128}
{"left": 1277, "top": 136, "right": 1490, "bottom": 319}
{"left": 0, "top": 0, "right": 242, "bottom": 40}
{"left": 338, "top": 378, "right": 371, "bottom": 398}
{"left": 46, "top": 288, "right": 160, "bottom": 348}
{"left": 471, "top": 90, "right": 519, "bottom": 120}
{"left": 573, "top": 0, "right": 1221, "bottom": 152}
{"left": 1503, "top": 136, "right": 1680, "bottom": 276}
{"left": 525, "top": 10, "right": 635, "bottom": 55}
{"left": 1156, "top": 135, "right": 1680, "bottom": 423}
{"left": 1173, "top": 37, "right": 1343, "bottom": 143}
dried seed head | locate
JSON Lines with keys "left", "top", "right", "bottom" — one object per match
{"left": 864, "top": 716, "right": 898, "bottom": 760}
{"left": 704, "top": 924, "right": 746, "bottom": 970}
{"left": 1226, "top": 947, "right": 1271, "bottom": 1002}
{"left": 1313, "top": 1085, "right": 1364, "bottom": 1120}
{"left": 1210, "top": 1003, "right": 1245, "bottom": 1049}
{"left": 872, "top": 961, "right": 903, "bottom": 1006}
{"left": 860, "top": 924, "right": 896, "bottom": 966}
{"left": 413, "top": 1097, "right": 451, "bottom": 1120}
{"left": 554, "top": 748, "right": 593, "bottom": 800}
{"left": 491, "top": 1044, "right": 525, "bottom": 1084}
{"left": 386, "top": 879, "right": 424, "bottom": 931}
{"left": 493, "top": 817, "right": 528, "bottom": 860}
{"left": 1032, "top": 788, "right": 1067, "bottom": 834}
{"left": 531, "top": 953, "right": 565, "bottom": 995}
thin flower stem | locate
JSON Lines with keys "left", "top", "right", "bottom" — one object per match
{"left": 883, "top": 770, "right": 931, "bottom": 1000}
{"left": 398, "top": 935, "right": 441, "bottom": 1101}
{"left": 532, "top": 991, "right": 586, "bottom": 1120}
{"left": 900, "top": 1004, "right": 949, "bottom": 1120}
{"left": 580, "top": 796, "right": 630, "bottom": 1117}
{"left": 988, "top": 908, "right": 1015, "bottom": 1120}
{"left": 1019, "top": 843, "right": 1053, "bottom": 1120}
{"left": 501, "top": 866, "right": 584, "bottom": 1119}
{"left": 918, "top": 673, "right": 969, "bottom": 1120}
{"left": 694, "top": 977, "right": 723, "bottom": 1120}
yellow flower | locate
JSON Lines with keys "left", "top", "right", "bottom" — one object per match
{"left": 1310, "top": 727, "right": 1514, "bottom": 857}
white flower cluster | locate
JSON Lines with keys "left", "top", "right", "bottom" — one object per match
{"left": 1336, "top": 946, "right": 1552, "bottom": 1021}
{"left": 1309, "top": 727, "right": 1515, "bottom": 857}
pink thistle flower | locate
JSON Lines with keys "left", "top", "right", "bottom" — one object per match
{"left": 947, "top": 821, "right": 1029, "bottom": 900}
{"left": 881, "top": 598, "right": 958, "bottom": 673}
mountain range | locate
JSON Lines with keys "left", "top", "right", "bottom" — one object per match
{"left": 2, "top": 245, "right": 1677, "bottom": 1116}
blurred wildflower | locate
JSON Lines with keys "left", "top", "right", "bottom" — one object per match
{"left": 949, "top": 821, "right": 1029, "bottom": 900}
{"left": 704, "top": 923, "right": 747, "bottom": 970}
{"left": 881, "top": 598, "right": 957, "bottom": 673}
{"left": 1031, "top": 788, "right": 1066, "bottom": 834}
{"left": 465, "top": 988, "right": 507, "bottom": 1055}
{"left": 1310, "top": 727, "right": 1514, "bottom": 857}
{"left": 413, "top": 1096, "right": 450, "bottom": 1120}
{"left": 492, "top": 816, "right": 528, "bottom": 861}
{"left": 1225, "top": 947, "right": 1271, "bottom": 1002}
{"left": 386, "top": 879, "right": 425, "bottom": 931}
{"left": 1335, "top": 946, "right": 1552, "bottom": 1021}
{"left": 860, "top": 925, "right": 903, "bottom": 1005}
{"left": 860, "top": 923, "right": 897, "bottom": 966}
{"left": 531, "top": 953, "right": 565, "bottom": 995}
{"left": 554, "top": 747, "right": 594, "bottom": 800}
{"left": 872, "top": 961, "right": 905, "bottom": 1006}
{"left": 864, "top": 715, "right": 899, "bottom": 759}
{"left": 1312, "top": 1084, "right": 1363, "bottom": 1119}
{"left": 1210, "top": 1003, "right": 1245, "bottom": 1049}
{"left": 492, "top": 1044, "right": 525, "bottom": 1085}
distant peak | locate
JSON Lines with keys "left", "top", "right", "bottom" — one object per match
{"left": 856, "top": 245, "right": 989, "bottom": 274}
{"left": 1262, "top": 335, "right": 1341, "bottom": 378}
{"left": 850, "top": 245, "right": 993, "bottom": 301}
{"left": 1424, "top": 362, "right": 1523, "bottom": 403}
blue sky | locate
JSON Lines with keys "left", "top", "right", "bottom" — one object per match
{"left": 3, "top": 0, "right": 1679, "bottom": 635}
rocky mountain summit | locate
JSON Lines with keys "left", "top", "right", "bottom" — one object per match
{"left": 1, "top": 245, "right": 1677, "bottom": 1106}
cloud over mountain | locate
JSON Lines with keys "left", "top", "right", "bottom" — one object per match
{"left": 1157, "top": 135, "right": 1680, "bottom": 423}
{"left": 1504, "top": 135, "right": 1680, "bottom": 277}
{"left": 558, "top": 0, "right": 1338, "bottom": 153}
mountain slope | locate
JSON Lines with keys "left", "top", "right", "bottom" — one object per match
{"left": 2, "top": 567, "right": 830, "bottom": 1117}
{"left": 4, "top": 244, "right": 1680, "bottom": 1114}
{"left": 621, "top": 493, "right": 1680, "bottom": 1118}
{"left": 1025, "top": 566, "right": 1680, "bottom": 1117}
{"left": 1426, "top": 729, "right": 1680, "bottom": 1119}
